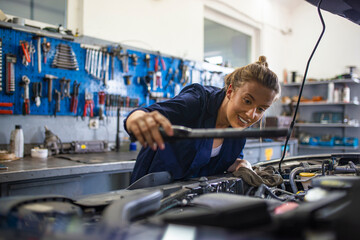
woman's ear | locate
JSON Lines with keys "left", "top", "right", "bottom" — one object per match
{"left": 226, "top": 84, "right": 233, "bottom": 99}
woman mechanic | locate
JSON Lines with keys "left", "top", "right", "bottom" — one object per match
{"left": 124, "top": 56, "right": 280, "bottom": 183}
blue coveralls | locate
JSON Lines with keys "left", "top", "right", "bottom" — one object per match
{"left": 124, "top": 83, "right": 246, "bottom": 183}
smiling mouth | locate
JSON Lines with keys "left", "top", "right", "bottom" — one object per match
{"left": 238, "top": 116, "right": 249, "bottom": 124}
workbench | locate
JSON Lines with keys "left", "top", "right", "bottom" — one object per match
{"left": 0, "top": 152, "right": 137, "bottom": 198}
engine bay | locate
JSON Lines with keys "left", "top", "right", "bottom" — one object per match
{"left": 1, "top": 153, "right": 359, "bottom": 239}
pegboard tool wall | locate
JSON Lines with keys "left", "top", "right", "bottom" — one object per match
{"left": 0, "top": 26, "right": 186, "bottom": 116}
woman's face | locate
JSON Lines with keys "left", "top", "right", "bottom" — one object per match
{"left": 225, "top": 81, "right": 277, "bottom": 129}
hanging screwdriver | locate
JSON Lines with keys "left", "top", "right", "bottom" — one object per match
{"left": 32, "top": 82, "right": 42, "bottom": 107}
{"left": 42, "top": 38, "right": 51, "bottom": 64}
{"left": 21, "top": 76, "right": 31, "bottom": 115}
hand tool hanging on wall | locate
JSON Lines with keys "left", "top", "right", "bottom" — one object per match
{"left": 5, "top": 54, "right": 16, "bottom": 95}
{"left": 111, "top": 45, "right": 121, "bottom": 80}
{"left": 60, "top": 77, "right": 71, "bottom": 99}
{"left": 29, "top": 41, "right": 35, "bottom": 67}
{"left": 154, "top": 52, "right": 166, "bottom": 90}
{"left": 43, "top": 74, "right": 58, "bottom": 102}
{"left": 0, "top": 102, "right": 13, "bottom": 115}
{"left": 20, "top": 41, "right": 31, "bottom": 66}
{"left": 54, "top": 89, "right": 61, "bottom": 117}
{"left": 97, "top": 50, "right": 103, "bottom": 79}
{"left": 70, "top": 81, "right": 80, "bottom": 114}
{"left": 124, "top": 75, "right": 132, "bottom": 85}
{"left": 164, "top": 68, "right": 173, "bottom": 90}
{"left": 85, "top": 48, "right": 90, "bottom": 71}
{"left": 20, "top": 76, "right": 30, "bottom": 115}
{"left": 118, "top": 47, "right": 128, "bottom": 73}
{"left": 34, "top": 36, "right": 42, "bottom": 73}
{"left": 98, "top": 91, "right": 105, "bottom": 120}
{"left": 129, "top": 53, "right": 138, "bottom": 67}
{"left": 83, "top": 91, "right": 94, "bottom": 117}
{"left": 91, "top": 49, "right": 98, "bottom": 77}
{"left": 0, "top": 38, "right": 2, "bottom": 91}
{"left": 41, "top": 38, "right": 51, "bottom": 64}
{"left": 104, "top": 50, "right": 110, "bottom": 85}
{"left": 144, "top": 54, "right": 151, "bottom": 69}
{"left": 86, "top": 48, "right": 94, "bottom": 74}
{"left": 155, "top": 52, "right": 166, "bottom": 72}
{"left": 32, "top": 82, "right": 42, "bottom": 107}
{"left": 148, "top": 71, "right": 156, "bottom": 91}
{"left": 84, "top": 46, "right": 108, "bottom": 82}
{"left": 52, "top": 43, "right": 79, "bottom": 70}
{"left": 180, "top": 60, "right": 190, "bottom": 86}
{"left": 164, "top": 58, "right": 175, "bottom": 90}
{"left": 115, "top": 107, "right": 121, "bottom": 152}
{"left": 105, "top": 94, "right": 110, "bottom": 117}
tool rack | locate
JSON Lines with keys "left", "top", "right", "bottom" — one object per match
{"left": 0, "top": 23, "right": 232, "bottom": 117}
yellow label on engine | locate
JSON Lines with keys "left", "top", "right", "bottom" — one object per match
{"left": 81, "top": 144, "right": 86, "bottom": 149}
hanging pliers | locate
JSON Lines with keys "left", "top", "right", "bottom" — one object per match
{"left": 155, "top": 51, "right": 166, "bottom": 72}
{"left": 83, "top": 91, "right": 94, "bottom": 117}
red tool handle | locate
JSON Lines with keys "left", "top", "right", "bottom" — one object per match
{"left": 21, "top": 42, "right": 31, "bottom": 63}
{"left": 99, "top": 91, "right": 105, "bottom": 105}
{"left": 22, "top": 99, "right": 30, "bottom": 115}
{"left": 83, "top": 100, "right": 94, "bottom": 117}
{"left": 0, "top": 110, "right": 13, "bottom": 114}
{"left": 0, "top": 102, "right": 13, "bottom": 107}
{"left": 70, "top": 96, "right": 79, "bottom": 114}
{"left": 160, "top": 57, "right": 166, "bottom": 71}
{"left": 90, "top": 100, "right": 94, "bottom": 117}
{"left": 83, "top": 102, "right": 88, "bottom": 117}
{"left": 154, "top": 57, "right": 159, "bottom": 72}
{"left": 74, "top": 99, "right": 78, "bottom": 114}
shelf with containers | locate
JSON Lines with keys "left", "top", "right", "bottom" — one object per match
{"left": 281, "top": 77, "right": 360, "bottom": 155}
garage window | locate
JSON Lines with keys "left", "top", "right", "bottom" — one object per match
{"left": 0, "top": 0, "right": 67, "bottom": 28}
{"left": 204, "top": 18, "right": 251, "bottom": 68}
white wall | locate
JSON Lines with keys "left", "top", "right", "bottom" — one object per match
{"left": 287, "top": 1, "right": 360, "bottom": 79}
{"left": 66, "top": 0, "right": 293, "bottom": 79}
{"left": 81, "top": 0, "right": 203, "bottom": 61}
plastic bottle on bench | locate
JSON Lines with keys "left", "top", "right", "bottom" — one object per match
{"left": 10, "top": 125, "right": 24, "bottom": 158}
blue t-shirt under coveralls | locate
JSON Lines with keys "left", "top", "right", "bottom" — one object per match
{"left": 124, "top": 83, "right": 246, "bottom": 183}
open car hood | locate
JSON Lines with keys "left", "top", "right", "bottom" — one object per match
{"left": 306, "top": 0, "right": 360, "bottom": 25}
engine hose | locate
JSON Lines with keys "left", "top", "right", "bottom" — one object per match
{"left": 245, "top": 186, "right": 255, "bottom": 196}
{"left": 256, "top": 184, "right": 287, "bottom": 201}
{"left": 289, "top": 166, "right": 323, "bottom": 193}
{"left": 322, "top": 161, "right": 326, "bottom": 176}
{"left": 349, "top": 161, "right": 360, "bottom": 176}
{"left": 334, "top": 165, "right": 360, "bottom": 174}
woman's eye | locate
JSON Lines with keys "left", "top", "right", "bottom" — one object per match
{"left": 244, "top": 98, "right": 251, "bottom": 104}
{"left": 257, "top": 107, "right": 265, "bottom": 112}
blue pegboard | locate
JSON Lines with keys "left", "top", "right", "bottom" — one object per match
{"left": 0, "top": 26, "right": 211, "bottom": 117}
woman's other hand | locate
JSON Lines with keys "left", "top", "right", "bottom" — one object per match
{"left": 227, "top": 159, "right": 252, "bottom": 172}
{"left": 126, "top": 110, "right": 173, "bottom": 150}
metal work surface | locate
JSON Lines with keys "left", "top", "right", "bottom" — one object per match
{"left": 0, "top": 151, "right": 137, "bottom": 183}
{"left": 245, "top": 139, "right": 297, "bottom": 148}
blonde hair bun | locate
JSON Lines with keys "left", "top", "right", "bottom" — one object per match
{"left": 257, "top": 56, "right": 268, "bottom": 67}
